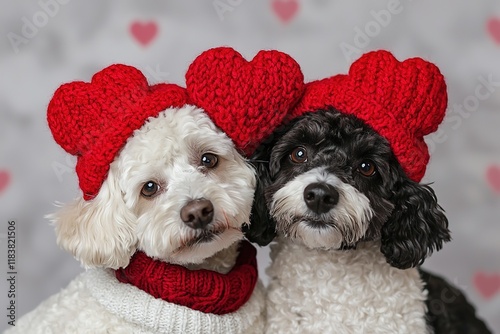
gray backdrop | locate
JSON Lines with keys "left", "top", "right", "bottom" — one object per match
{"left": 1, "top": 0, "right": 499, "bottom": 332}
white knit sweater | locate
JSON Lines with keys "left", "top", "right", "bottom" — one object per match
{"left": 6, "top": 269, "right": 265, "bottom": 334}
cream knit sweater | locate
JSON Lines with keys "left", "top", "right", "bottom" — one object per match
{"left": 6, "top": 269, "right": 265, "bottom": 334}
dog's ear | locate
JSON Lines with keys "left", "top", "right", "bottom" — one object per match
{"left": 380, "top": 179, "right": 450, "bottom": 269}
{"left": 243, "top": 145, "right": 277, "bottom": 246}
{"left": 49, "top": 168, "right": 137, "bottom": 269}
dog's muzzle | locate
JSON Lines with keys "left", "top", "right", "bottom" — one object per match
{"left": 303, "top": 182, "right": 339, "bottom": 214}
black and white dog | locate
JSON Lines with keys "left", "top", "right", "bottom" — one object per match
{"left": 247, "top": 109, "right": 491, "bottom": 334}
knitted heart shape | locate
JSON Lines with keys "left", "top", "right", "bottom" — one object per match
{"left": 47, "top": 64, "right": 188, "bottom": 199}
{"left": 291, "top": 50, "right": 447, "bottom": 182}
{"left": 186, "top": 47, "right": 305, "bottom": 156}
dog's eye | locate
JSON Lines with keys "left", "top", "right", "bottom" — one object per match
{"left": 357, "top": 160, "right": 376, "bottom": 177}
{"left": 201, "top": 153, "right": 218, "bottom": 168}
{"left": 290, "top": 147, "right": 308, "bottom": 163}
{"left": 141, "top": 181, "right": 160, "bottom": 198}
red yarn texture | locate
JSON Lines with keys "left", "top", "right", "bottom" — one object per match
{"left": 291, "top": 50, "right": 448, "bottom": 182}
{"left": 186, "top": 47, "right": 305, "bottom": 156}
{"left": 115, "top": 241, "right": 258, "bottom": 315}
{"left": 48, "top": 48, "right": 305, "bottom": 200}
{"left": 47, "top": 64, "right": 188, "bottom": 200}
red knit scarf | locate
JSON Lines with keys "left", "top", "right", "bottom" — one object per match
{"left": 115, "top": 241, "right": 258, "bottom": 315}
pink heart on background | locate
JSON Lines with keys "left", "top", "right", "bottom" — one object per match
{"left": 272, "top": 0, "right": 299, "bottom": 23}
{"left": 0, "top": 170, "right": 10, "bottom": 194}
{"left": 473, "top": 272, "right": 500, "bottom": 299}
{"left": 130, "top": 21, "right": 158, "bottom": 46}
{"left": 487, "top": 17, "right": 500, "bottom": 44}
{"left": 486, "top": 165, "right": 500, "bottom": 193}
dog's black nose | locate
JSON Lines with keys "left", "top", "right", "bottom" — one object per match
{"left": 180, "top": 199, "right": 214, "bottom": 229}
{"left": 303, "top": 183, "right": 339, "bottom": 214}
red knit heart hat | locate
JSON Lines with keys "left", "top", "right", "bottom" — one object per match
{"left": 47, "top": 65, "right": 189, "bottom": 200}
{"left": 48, "top": 48, "right": 304, "bottom": 200}
{"left": 290, "top": 50, "right": 448, "bottom": 182}
{"left": 186, "top": 47, "right": 305, "bottom": 156}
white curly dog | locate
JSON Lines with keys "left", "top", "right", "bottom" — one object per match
{"left": 8, "top": 103, "right": 264, "bottom": 334}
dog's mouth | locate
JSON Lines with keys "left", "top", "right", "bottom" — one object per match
{"left": 277, "top": 216, "right": 336, "bottom": 231}
{"left": 302, "top": 218, "right": 335, "bottom": 229}
{"left": 185, "top": 229, "right": 224, "bottom": 247}
{"left": 175, "top": 226, "right": 241, "bottom": 252}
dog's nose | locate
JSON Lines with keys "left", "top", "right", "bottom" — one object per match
{"left": 303, "top": 183, "right": 339, "bottom": 214}
{"left": 180, "top": 199, "right": 214, "bottom": 229}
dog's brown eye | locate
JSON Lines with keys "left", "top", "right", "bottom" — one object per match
{"left": 141, "top": 181, "right": 160, "bottom": 198}
{"left": 357, "top": 160, "right": 376, "bottom": 177}
{"left": 290, "top": 147, "right": 308, "bottom": 163}
{"left": 201, "top": 153, "right": 218, "bottom": 168}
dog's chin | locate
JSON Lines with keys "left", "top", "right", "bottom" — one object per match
{"left": 292, "top": 220, "right": 344, "bottom": 250}
{"left": 278, "top": 216, "right": 368, "bottom": 250}
{"left": 167, "top": 228, "right": 244, "bottom": 265}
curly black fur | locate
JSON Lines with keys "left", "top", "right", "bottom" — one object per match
{"left": 245, "top": 108, "right": 492, "bottom": 333}
{"left": 380, "top": 180, "right": 451, "bottom": 269}
{"left": 247, "top": 109, "right": 450, "bottom": 269}
{"left": 421, "top": 269, "right": 492, "bottom": 333}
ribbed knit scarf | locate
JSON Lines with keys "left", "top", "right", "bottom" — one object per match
{"left": 115, "top": 241, "right": 258, "bottom": 315}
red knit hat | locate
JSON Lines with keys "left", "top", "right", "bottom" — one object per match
{"left": 290, "top": 50, "right": 448, "bottom": 182}
{"left": 47, "top": 64, "right": 189, "bottom": 200}
{"left": 48, "top": 48, "right": 304, "bottom": 200}
{"left": 186, "top": 47, "right": 305, "bottom": 156}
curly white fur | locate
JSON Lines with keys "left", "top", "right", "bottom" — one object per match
{"left": 266, "top": 239, "right": 430, "bottom": 334}
{"left": 51, "top": 105, "right": 255, "bottom": 269}
{"left": 266, "top": 168, "right": 430, "bottom": 333}
{"left": 9, "top": 105, "right": 263, "bottom": 333}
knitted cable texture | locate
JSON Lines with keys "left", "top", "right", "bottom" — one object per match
{"left": 291, "top": 50, "right": 448, "bottom": 182}
{"left": 115, "top": 241, "right": 258, "bottom": 315}
{"left": 186, "top": 47, "right": 305, "bottom": 156}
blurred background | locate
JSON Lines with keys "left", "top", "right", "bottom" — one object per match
{"left": 0, "top": 0, "right": 499, "bottom": 332}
